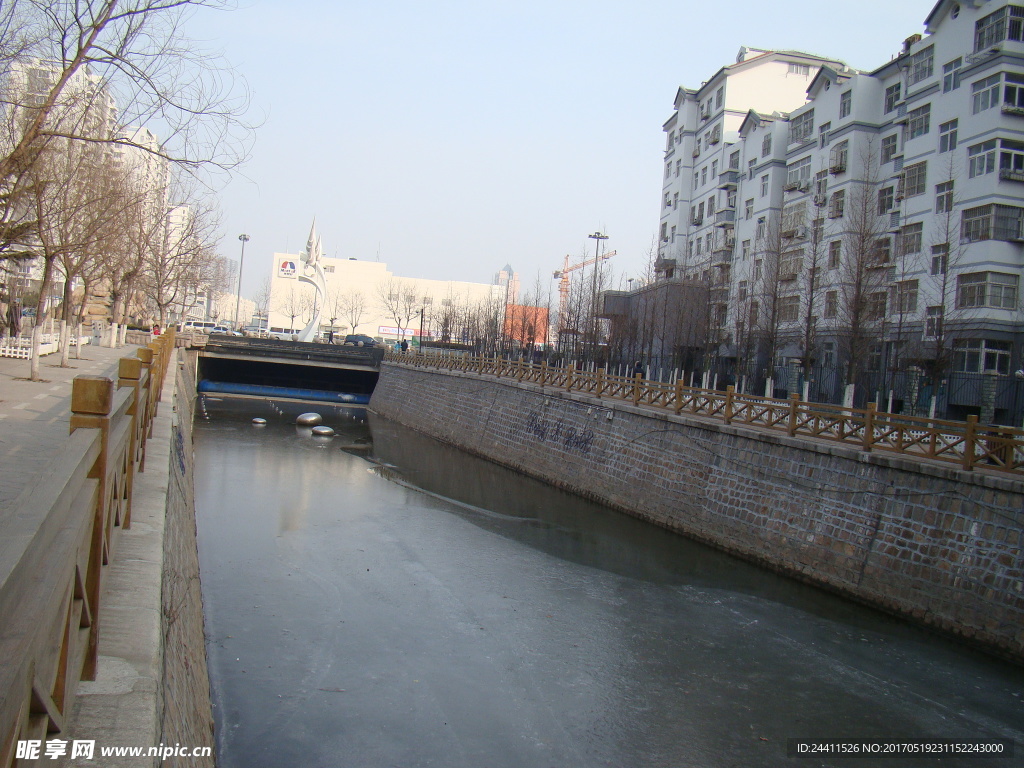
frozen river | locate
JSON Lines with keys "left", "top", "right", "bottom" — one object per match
{"left": 193, "top": 396, "right": 1024, "bottom": 767}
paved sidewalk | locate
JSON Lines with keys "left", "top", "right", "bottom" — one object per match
{"left": 0, "top": 342, "right": 141, "bottom": 515}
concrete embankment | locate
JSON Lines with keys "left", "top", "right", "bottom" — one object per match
{"left": 370, "top": 361, "right": 1024, "bottom": 663}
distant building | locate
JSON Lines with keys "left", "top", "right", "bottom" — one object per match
{"left": 266, "top": 252, "right": 504, "bottom": 345}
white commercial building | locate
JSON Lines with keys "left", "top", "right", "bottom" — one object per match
{"left": 266, "top": 252, "right": 505, "bottom": 345}
{"left": 643, "top": 0, "right": 1024, "bottom": 421}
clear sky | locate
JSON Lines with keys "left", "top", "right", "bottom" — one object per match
{"left": 185, "top": 0, "right": 936, "bottom": 300}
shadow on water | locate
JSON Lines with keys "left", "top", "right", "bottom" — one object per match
{"left": 363, "top": 412, "right": 981, "bottom": 645}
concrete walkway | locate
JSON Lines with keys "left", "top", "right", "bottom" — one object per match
{"left": 0, "top": 343, "right": 140, "bottom": 515}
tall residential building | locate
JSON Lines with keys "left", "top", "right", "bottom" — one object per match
{"left": 640, "top": 0, "right": 1024, "bottom": 421}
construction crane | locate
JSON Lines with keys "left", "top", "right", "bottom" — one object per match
{"left": 553, "top": 250, "right": 616, "bottom": 332}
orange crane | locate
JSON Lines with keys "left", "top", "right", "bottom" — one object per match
{"left": 553, "top": 250, "right": 615, "bottom": 332}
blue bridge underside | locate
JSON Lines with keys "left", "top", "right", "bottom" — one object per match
{"left": 197, "top": 380, "right": 371, "bottom": 404}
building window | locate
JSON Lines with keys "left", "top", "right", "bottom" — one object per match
{"left": 738, "top": 280, "right": 748, "bottom": 301}
{"left": 962, "top": 204, "right": 1024, "bottom": 242}
{"left": 711, "top": 159, "right": 718, "bottom": 177}
{"left": 665, "top": 162, "right": 671, "bottom": 179}
{"left": 867, "top": 291, "right": 888, "bottom": 320}
{"left": 881, "top": 134, "right": 898, "bottom": 163}
{"left": 762, "top": 133, "right": 772, "bottom": 157}
{"left": 760, "top": 174, "right": 769, "bottom": 197}
{"left": 968, "top": 139, "right": 997, "bottom": 177}
{"left": 1000, "top": 138, "right": 1024, "bottom": 175}
{"left": 901, "top": 161, "right": 927, "bottom": 197}
{"left": 899, "top": 222, "right": 923, "bottom": 255}
{"left": 828, "top": 240, "right": 841, "bottom": 269}
{"left": 939, "top": 119, "right": 958, "bottom": 153}
{"left": 878, "top": 186, "right": 895, "bottom": 214}
{"left": 788, "top": 62, "right": 811, "bottom": 76}
{"left": 957, "top": 271, "right": 1019, "bottom": 309}
{"left": 818, "top": 121, "right": 831, "bottom": 149}
{"left": 701, "top": 167, "right": 708, "bottom": 185}
{"left": 925, "top": 306, "right": 943, "bottom": 338}
{"left": 675, "top": 159, "right": 681, "bottom": 176}
{"left": 906, "top": 103, "right": 931, "bottom": 139}
{"left": 756, "top": 217, "right": 766, "bottom": 241}
{"left": 1005, "top": 72, "right": 1024, "bottom": 110}
{"left": 789, "top": 109, "right": 814, "bottom": 144}
{"left": 747, "top": 158, "right": 757, "bottom": 179}
{"left": 954, "top": 339, "right": 1012, "bottom": 375}
{"left": 943, "top": 58, "right": 962, "bottom": 92}
{"left": 729, "top": 150, "right": 740, "bottom": 169}
{"left": 715, "top": 86, "right": 724, "bottom": 109}
{"left": 884, "top": 82, "right": 902, "bottom": 113}
{"left": 871, "top": 237, "right": 892, "bottom": 266}
{"left": 694, "top": 171, "right": 699, "bottom": 188}
{"left": 829, "top": 140, "right": 848, "bottom": 173}
{"left": 839, "top": 90, "right": 852, "bottom": 118}
{"left": 935, "top": 181, "right": 954, "bottom": 213}
{"left": 741, "top": 239, "right": 751, "bottom": 259}
{"left": 972, "top": 73, "right": 1001, "bottom": 113}
{"left": 974, "top": 5, "right": 1024, "bottom": 52}
{"left": 779, "top": 249, "right": 803, "bottom": 279}
{"left": 665, "top": 193, "right": 672, "bottom": 209}
{"left": 931, "top": 243, "right": 948, "bottom": 275}
{"left": 786, "top": 156, "right": 812, "bottom": 186}
{"left": 667, "top": 130, "right": 676, "bottom": 150}
{"left": 907, "top": 45, "right": 934, "bottom": 86}
{"left": 824, "top": 290, "right": 838, "bottom": 319}
{"left": 744, "top": 198, "right": 754, "bottom": 219}
{"left": 778, "top": 295, "right": 800, "bottom": 323}
{"left": 895, "top": 279, "right": 919, "bottom": 313}
{"left": 829, "top": 189, "right": 845, "bottom": 218}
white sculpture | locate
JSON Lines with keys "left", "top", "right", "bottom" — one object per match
{"left": 296, "top": 220, "right": 326, "bottom": 342}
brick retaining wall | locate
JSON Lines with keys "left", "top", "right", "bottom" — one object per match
{"left": 371, "top": 362, "right": 1024, "bottom": 662}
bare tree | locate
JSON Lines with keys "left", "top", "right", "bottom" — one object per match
{"left": 341, "top": 289, "right": 366, "bottom": 336}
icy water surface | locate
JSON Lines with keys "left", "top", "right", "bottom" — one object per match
{"left": 193, "top": 396, "right": 1024, "bottom": 768}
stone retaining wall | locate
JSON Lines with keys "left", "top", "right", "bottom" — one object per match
{"left": 371, "top": 362, "right": 1024, "bottom": 662}
{"left": 160, "top": 350, "right": 214, "bottom": 765}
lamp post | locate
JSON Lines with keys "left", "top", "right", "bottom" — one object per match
{"left": 234, "top": 234, "right": 249, "bottom": 330}
{"left": 587, "top": 231, "right": 609, "bottom": 362}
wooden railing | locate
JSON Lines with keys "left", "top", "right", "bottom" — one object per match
{"left": 0, "top": 330, "right": 176, "bottom": 768}
{"left": 384, "top": 350, "right": 1024, "bottom": 475}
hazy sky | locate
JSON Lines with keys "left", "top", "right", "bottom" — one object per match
{"left": 185, "top": 0, "right": 935, "bottom": 300}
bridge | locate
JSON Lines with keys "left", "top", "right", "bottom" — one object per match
{"left": 195, "top": 335, "right": 383, "bottom": 404}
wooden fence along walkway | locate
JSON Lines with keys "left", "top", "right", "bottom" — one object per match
{"left": 0, "top": 331, "right": 175, "bottom": 768}
{"left": 384, "top": 350, "right": 1024, "bottom": 476}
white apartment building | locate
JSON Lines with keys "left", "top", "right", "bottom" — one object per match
{"left": 266, "top": 252, "right": 505, "bottom": 345}
{"left": 646, "top": 0, "right": 1024, "bottom": 421}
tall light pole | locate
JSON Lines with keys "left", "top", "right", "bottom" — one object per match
{"left": 234, "top": 233, "right": 249, "bottom": 330}
{"left": 587, "top": 231, "right": 609, "bottom": 362}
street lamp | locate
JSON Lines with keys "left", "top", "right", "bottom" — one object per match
{"left": 234, "top": 234, "right": 249, "bottom": 330}
{"left": 587, "top": 231, "right": 609, "bottom": 361}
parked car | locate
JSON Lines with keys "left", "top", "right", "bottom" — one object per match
{"left": 343, "top": 334, "right": 378, "bottom": 347}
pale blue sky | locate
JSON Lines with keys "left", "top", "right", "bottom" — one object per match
{"left": 185, "top": 0, "right": 935, "bottom": 299}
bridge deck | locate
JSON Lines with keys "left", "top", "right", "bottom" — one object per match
{"left": 200, "top": 335, "right": 384, "bottom": 371}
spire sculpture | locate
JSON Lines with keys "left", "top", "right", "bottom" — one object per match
{"left": 296, "top": 220, "right": 326, "bottom": 342}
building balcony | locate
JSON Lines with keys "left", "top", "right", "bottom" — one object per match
{"left": 714, "top": 209, "right": 736, "bottom": 227}
{"left": 999, "top": 168, "right": 1024, "bottom": 182}
{"left": 718, "top": 169, "right": 739, "bottom": 188}
{"left": 1002, "top": 104, "right": 1024, "bottom": 117}
{"left": 711, "top": 247, "right": 733, "bottom": 267}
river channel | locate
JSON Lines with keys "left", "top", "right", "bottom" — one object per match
{"left": 192, "top": 396, "right": 1024, "bottom": 768}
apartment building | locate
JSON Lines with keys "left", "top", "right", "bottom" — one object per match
{"left": 642, "top": 0, "right": 1024, "bottom": 421}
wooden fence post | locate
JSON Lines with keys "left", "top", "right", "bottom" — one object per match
{"left": 596, "top": 368, "right": 605, "bottom": 398}
{"left": 724, "top": 385, "right": 735, "bottom": 425}
{"left": 541, "top": 360, "right": 548, "bottom": 387}
{"left": 566, "top": 361, "right": 575, "bottom": 392}
{"left": 633, "top": 373, "right": 642, "bottom": 406}
{"left": 674, "top": 378, "right": 683, "bottom": 414}
{"left": 862, "top": 402, "right": 876, "bottom": 452}
{"left": 118, "top": 356, "right": 145, "bottom": 475}
{"left": 963, "top": 415, "right": 978, "bottom": 471}
{"left": 787, "top": 393, "right": 800, "bottom": 437}
{"left": 69, "top": 375, "right": 115, "bottom": 679}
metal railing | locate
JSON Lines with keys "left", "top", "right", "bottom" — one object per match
{"left": 0, "top": 330, "right": 176, "bottom": 767}
{"left": 384, "top": 350, "right": 1024, "bottom": 475}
